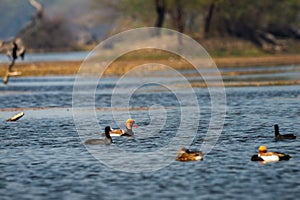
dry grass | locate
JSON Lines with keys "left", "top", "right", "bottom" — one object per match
{"left": 0, "top": 54, "right": 299, "bottom": 76}
{"left": 190, "top": 80, "right": 300, "bottom": 88}
{"left": 214, "top": 54, "right": 300, "bottom": 68}
{"left": 0, "top": 53, "right": 300, "bottom": 87}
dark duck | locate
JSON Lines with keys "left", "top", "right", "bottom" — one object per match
{"left": 274, "top": 124, "right": 296, "bottom": 140}
{"left": 84, "top": 126, "right": 113, "bottom": 145}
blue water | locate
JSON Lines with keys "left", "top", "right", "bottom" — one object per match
{"left": 0, "top": 51, "right": 89, "bottom": 63}
{"left": 0, "top": 76, "right": 300, "bottom": 200}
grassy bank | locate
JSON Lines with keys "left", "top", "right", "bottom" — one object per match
{"left": 1, "top": 54, "right": 300, "bottom": 76}
{"left": 0, "top": 53, "right": 300, "bottom": 87}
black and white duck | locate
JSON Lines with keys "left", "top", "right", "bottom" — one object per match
{"left": 251, "top": 145, "right": 291, "bottom": 162}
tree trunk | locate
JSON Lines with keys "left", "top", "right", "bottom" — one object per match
{"left": 169, "top": 0, "right": 185, "bottom": 45}
{"left": 154, "top": 0, "right": 166, "bottom": 36}
{"left": 154, "top": 0, "right": 166, "bottom": 28}
{"left": 18, "top": 0, "right": 44, "bottom": 37}
{"left": 29, "top": 0, "right": 43, "bottom": 19}
{"left": 176, "top": 0, "right": 184, "bottom": 34}
{"left": 204, "top": 2, "right": 215, "bottom": 37}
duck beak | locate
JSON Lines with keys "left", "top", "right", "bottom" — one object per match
{"left": 132, "top": 124, "right": 138, "bottom": 128}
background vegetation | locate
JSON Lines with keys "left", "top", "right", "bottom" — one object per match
{"left": 0, "top": 0, "right": 300, "bottom": 55}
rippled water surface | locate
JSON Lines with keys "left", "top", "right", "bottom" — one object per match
{"left": 0, "top": 51, "right": 88, "bottom": 62}
{"left": 0, "top": 76, "right": 299, "bottom": 200}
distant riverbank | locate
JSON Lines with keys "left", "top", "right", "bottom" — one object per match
{"left": 213, "top": 54, "right": 300, "bottom": 67}
{"left": 0, "top": 54, "right": 300, "bottom": 87}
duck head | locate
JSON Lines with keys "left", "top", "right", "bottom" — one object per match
{"left": 104, "top": 126, "right": 113, "bottom": 140}
{"left": 274, "top": 124, "right": 280, "bottom": 136}
{"left": 177, "top": 147, "right": 188, "bottom": 156}
{"left": 126, "top": 118, "right": 138, "bottom": 130}
{"left": 258, "top": 145, "right": 267, "bottom": 154}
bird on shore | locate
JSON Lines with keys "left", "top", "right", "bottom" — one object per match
{"left": 176, "top": 147, "right": 203, "bottom": 161}
{"left": 274, "top": 124, "right": 296, "bottom": 140}
{"left": 251, "top": 145, "right": 291, "bottom": 162}
{"left": 0, "top": 37, "right": 26, "bottom": 84}
{"left": 104, "top": 118, "right": 138, "bottom": 137}
{"left": 84, "top": 126, "right": 113, "bottom": 145}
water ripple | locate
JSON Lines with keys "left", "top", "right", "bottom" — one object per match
{"left": 0, "top": 77, "right": 299, "bottom": 199}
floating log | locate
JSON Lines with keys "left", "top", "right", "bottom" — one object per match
{"left": 7, "top": 112, "right": 25, "bottom": 122}
{"left": 7, "top": 71, "right": 22, "bottom": 76}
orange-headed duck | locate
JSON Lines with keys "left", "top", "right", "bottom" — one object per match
{"left": 251, "top": 145, "right": 291, "bottom": 162}
{"left": 108, "top": 118, "right": 138, "bottom": 137}
{"left": 176, "top": 147, "right": 203, "bottom": 161}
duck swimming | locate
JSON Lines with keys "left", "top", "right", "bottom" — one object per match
{"left": 251, "top": 145, "right": 291, "bottom": 162}
{"left": 107, "top": 119, "right": 138, "bottom": 137}
{"left": 176, "top": 147, "right": 203, "bottom": 161}
{"left": 84, "top": 126, "right": 113, "bottom": 145}
{"left": 274, "top": 124, "right": 296, "bottom": 140}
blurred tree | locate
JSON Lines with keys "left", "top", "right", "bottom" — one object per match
{"left": 17, "top": 0, "right": 74, "bottom": 51}
{"left": 154, "top": 0, "right": 166, "bottom": 28}
{"left": 88, "top": 0, "right": 300, "bottom": 52}
{"left": 211, "top": 0, "right": 300, "bottom": 51}
{"left": 168, "top": 0, "right": 184, "bottom": 33}
{"left": 203, "top": 0, "right": 218, "bottom": 37}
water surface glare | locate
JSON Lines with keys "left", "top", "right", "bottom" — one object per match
{"left": 0, "top": 76, "right": 299, "bottom": 199}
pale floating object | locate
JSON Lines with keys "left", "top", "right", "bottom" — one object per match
{"left": 8, "top": 71, "right": 22, "bottom": 76}
{"left": 3, "top": 71, "right": 22, "bottom": 85}
{"left": 7, "top": 112, "right": 25, "bottom": 122}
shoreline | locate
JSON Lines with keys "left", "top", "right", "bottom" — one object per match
{"left": 0, "top": 54, "right": 300, "bottom": 87}
{"left": 0, "top": 54, "right": 299, "bottom": 73}
{"left": 213, "top": 54, "right": 300, "bottom": 68}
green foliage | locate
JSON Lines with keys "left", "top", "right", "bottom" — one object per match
{"left": 119, "top": 0, "right": 156, "bottom": 24}
{"left": 111, "top": 0, "right": 300, "bottom": 53}
{"left": 116, "top": 0, "right": 300, "bottom": 36}
{"left": 213, "top": 0, "right": 300, "bottom": 36}
{"left": 2, "top": 0, "right": 299, "bottom": 52}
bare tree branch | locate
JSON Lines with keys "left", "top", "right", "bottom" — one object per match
{"left": 29, "top": 0, "right": 43, "bottom": 19}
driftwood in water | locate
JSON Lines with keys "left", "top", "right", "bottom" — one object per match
{"left": 7, "top": 112, "right": 25, "bottom": 122}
